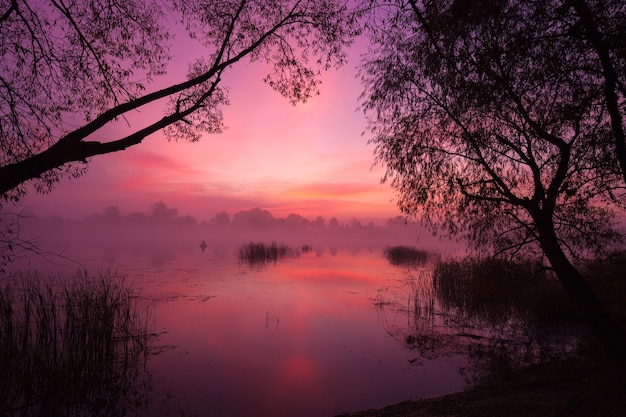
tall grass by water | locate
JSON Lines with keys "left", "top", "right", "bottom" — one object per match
{"left": 374, "top": 255, "right": 583, "bottom": 375}
{"left": 237, "top": 241, "right": 300, "bottom": 267}
{"left": 0, "top": 271, "right": 154, "bottom": 417}
{"left": 431, "top": 257, "right": 583, "bottom": 375}
{"left": 432, "top": 257, "right": 573, "bottom": 323}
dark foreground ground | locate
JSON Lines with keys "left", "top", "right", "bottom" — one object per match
{"left": 333, "top": 355, "right": 626, "bottom": 417}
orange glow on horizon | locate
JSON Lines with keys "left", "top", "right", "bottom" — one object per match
{"left": 19, "top": 37, "right": 402, "bottom": 223}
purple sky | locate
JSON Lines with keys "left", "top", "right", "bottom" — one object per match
{"left": 19, "top": 34, "right": 400, "bottom": 223}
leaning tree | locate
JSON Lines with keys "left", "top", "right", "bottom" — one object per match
{"left": 0, "top": 0, "right": 357, "bottom": 268}
{"left": 359, "top": 0, "right": 626, "bottom": 358}
{"left": 0, "top": 0, "right": 358, "bottom": 201}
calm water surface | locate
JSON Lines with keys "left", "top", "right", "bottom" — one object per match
{"left": 6, "top": 237, "right": 584, "bottom": 417}
{"left": 126, "top": 247, "right": 468, "bottom": 417}
{"left": 10, "top": 243, "right": 470, "bottom": 416}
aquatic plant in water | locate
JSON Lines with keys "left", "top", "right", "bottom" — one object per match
{"left": 0, "top": 271, "right": 155, "bottom": 417}
{"left": 373, "top": 257, "right": 584, "bottom": 378}
{"left": 383, "top": 245, "right": 429, "bottom": 266}
{"left": 237, "top": 241, "right": 300, "bottom": 267}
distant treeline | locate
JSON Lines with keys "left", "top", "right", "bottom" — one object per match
{"left": 82, "top": 202, "right": 412, "bottom": 232}
{"left": 19, "top": 202, "right": 445, "bottom": 250}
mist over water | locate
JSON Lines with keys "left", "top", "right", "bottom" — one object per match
{"left": 11, "top": 203, "right": 464, "bottom": 272}
{"left": 2, "top": 204, "right": 579, "bottom": 417}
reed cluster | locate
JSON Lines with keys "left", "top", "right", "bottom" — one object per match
{"left": 378, "top": 258, "right": 582, "bottom": 371}
{"left": 237, "top": 242, "right": 299, "bottom": 266}
{"left": 432, "top": 257, "right": 571, "bottom": 323}
{"left": 383, "top": 246, "right": 429, "bottom": 266}
{"left": 0, "top": 271, "right": 153, "bottom": 417}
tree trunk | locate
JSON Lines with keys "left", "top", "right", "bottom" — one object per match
{"left": 536, "top": 217, "right": 626, "bottom": 361}
{"left": 569, "top": 0, "right": 626, "bottom": 185}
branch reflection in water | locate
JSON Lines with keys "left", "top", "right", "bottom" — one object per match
{"left": 0, "top": 271, "right": 156, "bottom": 417}
{"left": 376, "top": 251, "right": 584, "bottom": 383}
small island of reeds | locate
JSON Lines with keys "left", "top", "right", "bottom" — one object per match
{"left": 238, "top": 241, "right": 300, "bottom": 267}
{"left": 383, "top": 245, "right": 429, "bottom": 266}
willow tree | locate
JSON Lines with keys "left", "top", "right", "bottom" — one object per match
{"left": 0, "top": 0, "right": 357, "bottom": 201}
{"left": 360, "top": 0, "right": 626, "bottom": 358}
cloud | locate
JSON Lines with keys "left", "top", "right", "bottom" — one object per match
{"left": 16, "top": 37, "right": 399, "bottom": 223}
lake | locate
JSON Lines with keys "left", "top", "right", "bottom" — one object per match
{"left": 2, "top": 238, "right": 581, "bottom": 417}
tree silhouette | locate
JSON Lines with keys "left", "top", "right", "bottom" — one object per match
{"left": 151, "top": 201, "right": 177, "bottom": 223}
{"left": 232, "top": 207, "right": 275, "bottom": 228}
{"left": 311, "top": 215, "right": 326, "bottom": 231}
{"left": 0, "top": 0, "right": 357, "bottom": 202}
{"left": 210, "top": 211, "right": 231, "bottom": 226}
{"left": 567, "top": 0, "right": 626, "bottom": 185}
{"left": 360, "top": 0, "right": 625, "bottom": 358}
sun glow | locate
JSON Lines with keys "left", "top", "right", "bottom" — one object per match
{"left": 20, "top": 37, "right": 398, "bottom": 223}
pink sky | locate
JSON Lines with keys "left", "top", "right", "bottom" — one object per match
{"left": 19, "top": 33, "right": 400, "bottom": 223}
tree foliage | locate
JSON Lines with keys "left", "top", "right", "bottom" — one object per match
{"left": 0, "top": 0, "right": 358, "bottom": 202}
{"left": 360, "top": 0, "right": 625, "bottom": 259}
{"left": 359, "top": 0, "right": 626, "bottom": 357}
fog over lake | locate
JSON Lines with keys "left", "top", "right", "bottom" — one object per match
{"left": 2, "top": 206, "right": 580, "bottom": 417}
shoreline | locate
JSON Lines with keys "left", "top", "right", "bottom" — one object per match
{"left": 331, "top": 356, "right": 626, "bottom": 417}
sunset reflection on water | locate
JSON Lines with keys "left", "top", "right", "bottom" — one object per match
{"left": 136, "top": 247, "right": 468, "bottom": 417}
{"left": 5, "top": 238, "right": 579, "bottom": 417}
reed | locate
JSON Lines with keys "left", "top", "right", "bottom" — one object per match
{"left": 0, "top": 271, "right": 154, "bottom": 417}
{"left": 237, "top": 241, "right": 299, "bottom": 266}
{"left": 379, "top": 258, "right": 581, "bottom": 371}
{"left": 383, "top": 245, "right": 429, "bottom": 266}
{"left": 432, "top": 257, "right": 571, "bottom": 323}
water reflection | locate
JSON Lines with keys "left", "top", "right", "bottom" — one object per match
{"left": 141, "top": 248, "right": 468, "bottom": 417}
{"left": 0, "top": 272, "right": 155, "bottom": 417}
{"left": 2, "top": 244, "right": 586, "bottom": 417}
{"left": 376, "top": 256, "right": 584, "bottom": 383}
